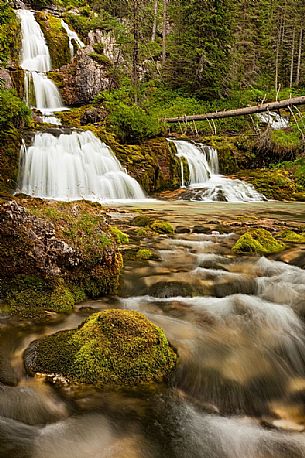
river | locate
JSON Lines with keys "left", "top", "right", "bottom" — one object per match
{"left": 1, "top": 201, "right": 305, "bottom": 457}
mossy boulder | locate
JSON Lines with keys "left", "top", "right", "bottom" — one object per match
{"left": 0, "top": 200, "right": 123, "bottom": 315}
{"left": 232, "top": 228, "right": 286, "bottom": 255}
{"left": 150, "top": 220, "right": 174, "bottom": 235}
{"left": 35, "top": 12, "right": 70, "bottom": 69}
{"left": 136, "top": 248, "right": 158, "bottom": 261}
{"left": 277, "top": 230, "right": 305, "bottom": 243}
{"left": 24, "top": 309, "right": 177, "bottom": 387}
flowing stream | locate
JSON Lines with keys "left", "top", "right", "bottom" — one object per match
{"left": 2, "top": 203, "right": 305, "bottom": 457}
{"left": 170, "top": 139, "right": 265, "bottom": 202}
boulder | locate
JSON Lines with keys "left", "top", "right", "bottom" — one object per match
{"left": 24, "top": 309, "right": 177, "bottom": 387}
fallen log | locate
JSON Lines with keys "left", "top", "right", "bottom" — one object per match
{"left": 162, "top": 95, "right": 305, "bottom": 123}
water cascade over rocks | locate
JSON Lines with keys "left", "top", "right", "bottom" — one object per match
{"left": 170, "top": 139, "right": 265, "bottom": 202}
{"left": 61, "top": 20, "right": 85, "bottom": 58}
{"left": 17, "top": 130, "right": 146, "bottom": 201}
{"left": 17, "top": 9, "right": 65, "bottom": 123}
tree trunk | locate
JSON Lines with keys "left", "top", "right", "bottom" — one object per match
{"left": 162, "top": 0, "right": 168, "bottom": 65}
{"left": 162, "top": 96, "right": 305, "bottom": 123}
{"left": 290, "top": 27, "right": 296, "bottom": 88}
{"left": 151, "top": 0, "right": 158, "bottom": 41}
{"left": 296, "top": 28, "right": 303, "bottom": 86}
{"left": 132, "top": 0, "right": 139, "bottom": 104}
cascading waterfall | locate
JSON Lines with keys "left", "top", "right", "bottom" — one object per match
{"left": 257, "top": 111, "right": 289, "bottom": 130}
{"left": 61, "top": 20, "right": 85, "bottom": 58}
{"left": 17, "top": 130, "right": 146, "bottom": 201}
{"left": 169, "top": 139, "right": 265, "bottom": 202}
{"left": 17, "top": 9, "right": 65, "bottom": 120}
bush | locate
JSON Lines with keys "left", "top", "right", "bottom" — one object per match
{"left": 0, "top": 0, "right": 20, "bottom": 65}
{"left": 108, "top": 102, "right": 160, "bottom": 144}
{"left": 0, "top": 89, "right": 30, "bottom": 131}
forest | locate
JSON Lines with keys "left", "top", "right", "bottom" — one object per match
{"left": 2, "top": 2, "right": 305, "bottom": 457}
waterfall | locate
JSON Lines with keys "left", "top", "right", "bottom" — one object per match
{"left": 17, "top": 130, "right": 146, "bottom": 201}
{"left": 61, "top": 20, "right": 85, "bottom": 58}
{"left": 257, "top": 111, "right": 289, "bottom": 130}
{"left": 17, "top": 9, "right": 65, "bottom": 116}
{"left": 169, "top": 139, "right": 265, "bottom": 202}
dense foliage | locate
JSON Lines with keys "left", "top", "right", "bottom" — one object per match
{"left": 0, "top": 0, "right": 20, "bottom": 66}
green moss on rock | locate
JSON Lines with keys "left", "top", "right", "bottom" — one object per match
{"left": 5, "top": 276, "right": 74, "bottom": 313}
{"left": 232, "top": 228, "right": 286, "bottom": 255}
{"left": 150, "top": 220, "right": 174, "bottom": 235}
{"left": 136, "top": 248, "right": 156, "bottom": 260}
{"left": 110, "top": 226, "right": 129, "bottom": 244}
{"left": 24, "top": 309, "right": 177, "bottom": 387}
{"left": 277, "top": 230, "right": 305, "bottom": 243}
{"left": 35, "top": 12, "right": 70, "bottom": 69}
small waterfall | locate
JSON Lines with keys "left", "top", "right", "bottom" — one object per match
{"left": 169, "top": 139, "right": 265, "bottom": 202}
{"left": 61, "top": 20, "right": 85, "bottom": 58}
{"left": 17, "top": 130, "right": 146, "bottom": 201}
{"left": 257, "top": 111, "right": 289, "bottom": 130}
{"left": 17, "top": 10, "right": 65, "bottom": 115}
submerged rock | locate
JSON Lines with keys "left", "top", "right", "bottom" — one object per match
{"left": 24, "top": 309, "right": 177, "bottom": 387}
{"left": 149, "top": 281, "right": 194, "bottom": 298}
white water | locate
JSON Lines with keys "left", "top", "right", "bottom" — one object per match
{"left": 17, "top": 130, "right": 146, "bottom": 201}
{"left": 257, "top": 111, "right": 289, "bottom": 130}
{"left": 61, "top": 20, "right": 85, "bottom": 58}
{"left": 17, "top": 10, "right": 65, "bottom": 114}
{"left": 170, "top": 139, "right": 265, "bottom": 202}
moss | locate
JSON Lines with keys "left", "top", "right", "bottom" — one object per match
{"left": 0, "top": 0, "right": 21, "bottom": 66}
{"left": 277, "top": 230, "right": 305, "bottom": 243}
{"left": 0, "top": 128, "right": 22, "bottom": 194}
{"left": 232, "top": 228, "right": 286, "bottom": 255}
{"left": 136, "top": 249, "right": 155, "bottom": 260}
{"left": 150, "top": 220, "right": 174, "bottom": 235}
{"left": 271, "top": 129, "right": 301, "bottom": 151}
{"left": 235, "top": 168, "right": 297, "bottom": 200}
{"left": 25, "top": 309, "right": 177, "bottom": 387}
{"left": 4, "top": 276, "right": 74, "bottom": 313}
{"left": 35, "top": 12, "right": 70, "bottom": 69}
{"left": 131, "top": 214, "right": 154, "bottom": 227}
{"left": 110, "top": 226, "right": 129, "bottom": 244}
{"left": 90, "top": 52, "right": 112, "bottom": 66}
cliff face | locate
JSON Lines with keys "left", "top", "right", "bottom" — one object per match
{"left": 50, "top": 47, "right": 115, "bottom": 105}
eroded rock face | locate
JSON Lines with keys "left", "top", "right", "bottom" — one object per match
{"left": 0, "top": 200, "right": 122, "bottom": 314}
{"left": 0, "top": 69, "right": 13, "bottom": 89}
{"left": 24, "top": 309, "right": 177, "bottom": 387}
{"left": 55, "top": 48, "right": 115, "bottom": 105}
{"left": 0, "top": 200, "right": 79, "bottom": 280}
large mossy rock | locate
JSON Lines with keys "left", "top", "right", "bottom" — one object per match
{"left": 35, "top": 11, "right": 70, "bottom": 69}
{"left": 232, "top": 228, "right": 286, "bottom": 255}
{"left": 0, "top": 200, "right": 123, "bottom": 315}
{"left": 24, "top": 309, "right": 177, "bottom": 387}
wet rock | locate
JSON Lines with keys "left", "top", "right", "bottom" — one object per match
{"left": 148, "top": 281, "right": 194, "bottom": 298}
{"left": 192, "top": 226, "right": 211, "bottom": 234}
{"left": 80, "top": 107, "right": 106, "bottom": 125}
{"left": 24, "top": 310, "right": 177, "bottom": 387}
{"left": 175, "top": 226, "right": 191, "bottom": 234}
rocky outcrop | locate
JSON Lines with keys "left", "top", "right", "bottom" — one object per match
{"left": 0, "top": 200, "right": 123, "bottom": 315}
{"left": 0, "top": 69, "right": 13, "bottom": 89}
{"left": 24, "top": 309, "right": 177, "bottom": 387}
{"left": 51, "top": 47, "right": 116, "bottom": 105}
